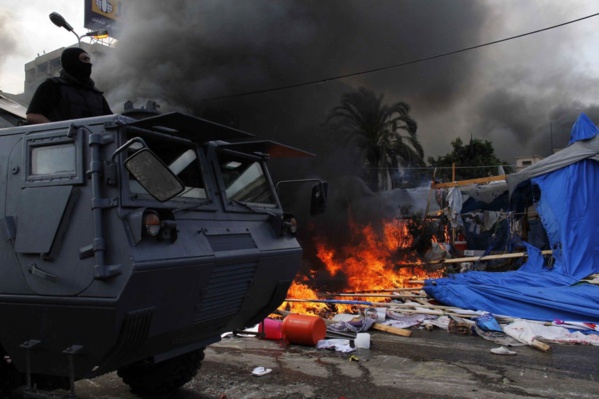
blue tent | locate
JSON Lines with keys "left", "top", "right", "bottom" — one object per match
{"left": 425, "top": 114, "right": 599, "bottom": 322}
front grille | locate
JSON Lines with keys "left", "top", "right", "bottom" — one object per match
{"left": 195, "top": 262, "right": 257, "bottom": 321}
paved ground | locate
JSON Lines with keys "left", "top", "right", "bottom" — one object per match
{"left": 66, "top": 327, "right": 599, "bottom": 399}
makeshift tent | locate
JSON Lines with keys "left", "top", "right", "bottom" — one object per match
{"left": 425, "top": 113, "right": 599, "bottom": 322}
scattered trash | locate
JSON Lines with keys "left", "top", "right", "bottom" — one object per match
{"left": 504, "top": 319, "right": 599, "bottom": 350}
{"left": 258, "top": 318, "right": 283, "bottom": 340}
{"left": 328, "top": 316, "right": 376, "bottom": 334}
{"left": 475, "top": 313, "right": 503, "bottom": 333}
{"left": 317, "top": 339, "right": 355, "bottom": 352}
{"left": 553, "top": 319, "right": 599, "bottom": 332}
{"left": 349, "top": 355, "right": 359, "bottom": 362}
{"left": 332, "top": 314, "right": 356, "bottom": 322}
{"left": 423, "top": 320, "right": 434, "bottom": 331}
{"left": 354, "top": 333, "right": 370, "bottom": 349}
{"left": 473, "top": 324, "right": 526, "bottom": 347}
{"left": 375, "top": 308, "right": 386, "bottom": 322}
{"left": 252, "top": 366, "right": 272, "bottom": 376}
{"left": 371, "top": 323, "right": 412, "bottom": 337}
{"left": 491, "top": 346, "right": 517, "bottom": 355}
{"left": 274, "top": 278, "right": 599, "bottom": 357}
{"left": 363, "top": 307, "right": 378, "bottom": 320}
{"left": 448, "top": 315, "right": 474, "bottom": 335}
{"left": 281, "top": 314, "right": 327, "bottom": 346}
{"left": 386, "top": 311, "right": 436, "bottom": 328}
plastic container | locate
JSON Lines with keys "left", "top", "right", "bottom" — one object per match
{"left": 281, "top": 314, "right": 326, "bottom": 346}
{"left": 354, "top": 332, "right": 371, "bottom": 349}
{"left": 375, "top": 308, "right": 386, "bottom": 322}
{"left": 258, "top": 318, "right": 283, "bottom": 340}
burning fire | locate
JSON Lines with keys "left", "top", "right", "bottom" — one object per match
{"left": 281, "top": 217, "right": 443, "bottom": 315}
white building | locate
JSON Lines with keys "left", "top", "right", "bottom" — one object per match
{"left": 515, "top": 155, "right": 543, "bottom": 172}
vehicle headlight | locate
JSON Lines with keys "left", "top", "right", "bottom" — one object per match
{"left": 144, "top": 211, "right": 161, "bottom": 237}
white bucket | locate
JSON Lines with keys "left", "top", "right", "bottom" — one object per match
{"left": 354, "top": 333, "right": 371, "bottom": 349}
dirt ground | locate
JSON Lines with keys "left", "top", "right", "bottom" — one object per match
{"left": 61, "top": 327, "right": 599, "bottom": 399}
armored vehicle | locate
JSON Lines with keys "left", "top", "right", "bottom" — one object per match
{"left": 0, "top": 111, "right": 326, "bottom": 397}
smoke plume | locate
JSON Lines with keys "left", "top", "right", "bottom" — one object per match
{"left": 91, "top": 0, "right": 599, "bottom": 230}
{"left": 96, "top": 1, "right": 599, "bottom": 165}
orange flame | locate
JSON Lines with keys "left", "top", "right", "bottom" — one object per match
{"left": 282, "top": 217, "right": 443, "bottom": 315}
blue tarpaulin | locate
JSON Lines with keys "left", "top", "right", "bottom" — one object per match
{"left": 425, "top": 114, "right": 599, "bottom": 322}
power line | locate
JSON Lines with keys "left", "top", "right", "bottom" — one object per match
{"left": 205, "top": 12, "right": 599, "bottom": 101}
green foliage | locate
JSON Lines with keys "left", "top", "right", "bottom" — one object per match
{"left": 427, "top": 137, "right": 513, "bottom": 181}
{"left": 328, "top": 87, "right": 425, "bottom": 191}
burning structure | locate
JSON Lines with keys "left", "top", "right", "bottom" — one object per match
{"left": 285, "top": 114, "right": 599, "bottom": 326}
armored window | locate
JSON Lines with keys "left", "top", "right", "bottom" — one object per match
{"left": 125, "top": 134, "right": 207, "bottom": 201}
{"left": 24, "top": 131, "right": 84, "bottom": 187}
{"left": 31, "top": 144, "right": 76, "bottom": 175}
{"left": 219, "top": 154, "right": 276, "bottom": 206}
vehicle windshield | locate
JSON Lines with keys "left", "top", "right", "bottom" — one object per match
{"left": 127, "top": 136, "right": 206, "bottom": 200}
{"left": 218, "top": 153, "right": 277, "bottom": 206}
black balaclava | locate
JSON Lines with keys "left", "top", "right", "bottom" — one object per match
{"left": 61, "top": 47, "right": 92, "bottom": 81}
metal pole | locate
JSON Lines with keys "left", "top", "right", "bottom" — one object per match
{"left": 550, "top": 122, "right": 553, "bottom": 155}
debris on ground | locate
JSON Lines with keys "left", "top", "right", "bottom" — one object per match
{"left": 490, "top": 346, "right": 517, "bottom": 355}
{"left": 251, "top": 367, "right": 272, "bottom": 377}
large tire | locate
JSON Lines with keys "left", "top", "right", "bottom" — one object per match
{"left": 117, "top": 349, "right": 204, "bottom": 396}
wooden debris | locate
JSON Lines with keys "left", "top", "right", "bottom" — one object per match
{"left": 322, "top": 293, "right": 427, "bottom": 299}
{"left": 531, "top": 339, "right": 552, "bottom": 353}
{"left": 443, "top": 250, "right": 553, "bottom": 264}
{"left": 338, "top": 287, "right": 423, "bottom": 294}
{"left": 371, "top": 323, "right": 412, "bottom": 337}
{"left": 431, "top": 174, "right": 506, "bottom": 189}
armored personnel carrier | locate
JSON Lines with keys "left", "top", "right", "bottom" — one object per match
{"left": 0, "top": 111, "right": 326, "bottom": 397}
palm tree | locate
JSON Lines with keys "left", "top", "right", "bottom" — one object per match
{"left": 328, "top": 87, "right": 424, "bottom": 191}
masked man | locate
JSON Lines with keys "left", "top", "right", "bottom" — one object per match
{"left": 26, "top": 47, "right": 112, "bottom": 124}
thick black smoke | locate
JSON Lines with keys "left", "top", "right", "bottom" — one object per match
{"left": 96, "top": 1, "right": 599, "bottom": 164}
{"left": 93, "top": 1, "right": 599, "bottom": 242}
{"left": 97, "top": 1, "right": 485, "bottom": 154}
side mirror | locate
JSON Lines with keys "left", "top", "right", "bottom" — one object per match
{"left": 125, "top": 148, "right": 185, "bottom": 202}
{"left": 310, "top": 181, "right": 328, "bottom": 216}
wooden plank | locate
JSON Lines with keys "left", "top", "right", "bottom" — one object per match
{"left": 372, "top": 323, "right": 412, "bottom": 337}
{"left": 442, "top": 250, "right": 553, "bottom": 264}
{"left": 323, "top": 293, "right": 428, "bottom": 299}
{"left": 431, "top": 174, "right": 506, "bottom": 189}
{"left": 531, "top": 339, "right": 552, "bottom": 353}
{"left": 318, "top": 290, "right": 422, "bottom": 296}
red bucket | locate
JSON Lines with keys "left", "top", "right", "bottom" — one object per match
{"left": 258, "top": 318, "right": 283, "bottom": 340}
{"left": 281, "top": 314, "right": 326, "bottom": 346}
{"left": 454, "top": 240, "right": 468, "bottom": 256}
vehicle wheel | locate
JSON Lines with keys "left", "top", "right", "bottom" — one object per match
{"left": 117, "top": 348, "right": 204, "bottom": 395}
{"left": 0, "top": 350, "right": 24, "bottom": 399}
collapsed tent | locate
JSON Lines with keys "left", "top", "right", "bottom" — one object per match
{"left": 425, "top": 113, "right": 599, "bottom": 322}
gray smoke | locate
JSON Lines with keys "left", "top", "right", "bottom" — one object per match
{"left": 95, "top": 0, "right": 599, "bottom": 167}
{"left": 0, "top": 12, "right": 19, "bottom": 79}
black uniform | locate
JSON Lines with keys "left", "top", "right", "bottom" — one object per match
{"left": 27, "top": 47, "right": 112, "bottom": 122}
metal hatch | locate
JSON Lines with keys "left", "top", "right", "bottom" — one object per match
{"left": 125, "top": 112, "right": 254, "bottom": 142}
{"left": 215, "top": 141, "right": 315, "bottom": 158}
